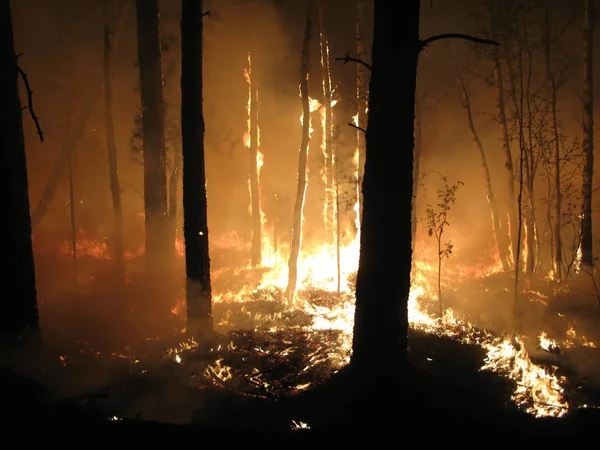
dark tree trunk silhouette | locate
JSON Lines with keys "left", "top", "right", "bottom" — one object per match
{"left": 356, "top": 0, "right": 368, "bottom": 220}
{"left": 457, "top": 74, "right": 511, "bottom": 271}
{"left": 181, "top": 0, "right": 213, "bottom": 340}
{"left": 103, "top": 0, "right": 128, "bottom": 281}
{"left": 411, "top": 89, "right": 424, "bottom": 252}
{"left": 136, "top": 0, "right": 169, "bottom": 273}
{"left": 0, "top": 0, "right": 39, "bottom": 337}
{"left": 30, "top": 7, "right": 127, "bottom": 229}
{"left": 582, "top": 0, "right": 594, "bottom": 267}
{"left": 352, "top": 0, "right": 419, "bottom": 374}
{"left": 286, "top": 3, "right": 313, "bottom": 306}
{"left": 248, "top": 55, "right": 261, "bottom": 267}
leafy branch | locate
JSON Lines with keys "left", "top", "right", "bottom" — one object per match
{"left": 425, "top": 176, "right": 463, "bottom": 317}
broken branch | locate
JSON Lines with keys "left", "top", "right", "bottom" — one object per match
{"left": 348, "top": 122, "right": 366, "bottom": 134}
{"left": 420, "top": 33, "right": 500, "bottom": 49}
{"left": 335, "top": 53, "right": 372, "bottom": 71}
{"left": 15, "top": 62, "right": 44, "bottom": 142}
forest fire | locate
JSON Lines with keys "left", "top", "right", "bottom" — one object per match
{"left": 5, "top": 0, "right": 600, "bottom": 436}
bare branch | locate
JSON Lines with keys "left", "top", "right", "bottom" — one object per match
{"left": 420, "top": 33, "right": 500, "bottom": 50}
{"left": 15, "top": 62, "right": 44, "bottom": 142}
{"left": 348, "top": 122, "right": 366, "bottom": 134}
{"left": 335, "top": 53, "right": 372, "bottom": 71}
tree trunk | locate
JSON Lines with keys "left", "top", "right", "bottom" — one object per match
{"left": 103, "top": 0, "right": 126, "bottom": 281}
{"left": 181, "top": 0, "right": 213, "bottom": 341}
{"left": 492, "top": 56, "right": 517, "bottom": 267}
{"left": 167, "top": 130, "right": 181, "bottom": 260}
{"left": 411, "top": 90, "right": 423, "bottom": 252}
{"left": 543, "top": 4, "right": 563, "bottom": 281}
{"left": 352, "top": 0, "right": 419, "bottom": 375}
{"left": 582, "top": 0, "right": 594, "bottom": 267}
{"left": 319, "top": 4, "right": 335, "bottom": 253}
{"left": 457, "top": 75, "right": 511, "bottom": 271}
{"left": 356, "top": 0, "right": 368, "bottom": 220}
{"left": 248, "top": 55, "right": 261, "bottom": 267}
{"left": 0, "top": 0, "right": 39, "bottom": 337}
{"left": 286, "top": 3, "right": 313, "bottom": 306}
{"left": 67, "top": 150, "right": 78, "bottom": 288}
{"left": 136, "top": 0, "right": 169, "bottom": 274}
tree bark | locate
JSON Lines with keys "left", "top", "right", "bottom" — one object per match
{"left": 582, "top": 0, "right": 594, "bottom": 267}
{"left": 411, "top": 90, "right": 423, "bottom": 252}
{"left": 136, "top": 0, "right": 169, "bottom": 274}
{"left": 0, "top": 0, "right": 39, "bottom": 336}
{"left": 103, "top": 0, "right": 127, "bottom": 281}
{"left": 248, "top": 55, "right": 261, "bottom": 267}
{"left": 457, "top": 74, "right": 511, "bottom": 271}
{"left": 286, "top": 2, "right": 313, "bottom": 306}
{"left": 351, "top": 0, "right": 419, "bottom": 375}
{"left": 181, "top": 0, "right": 213, "bottom": 341}
{"left": 356, "top": 0, "right": 368, "bottom": 220}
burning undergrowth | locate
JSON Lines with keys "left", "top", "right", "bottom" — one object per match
{"left": 26, "top": 231, "right": 600, "bottom": 427}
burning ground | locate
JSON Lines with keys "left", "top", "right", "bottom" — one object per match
{"left": 5, "top": 230, "right": 600, "bottom": 435}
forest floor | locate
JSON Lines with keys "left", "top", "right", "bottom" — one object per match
{"left": 2, "top": 250, "right": 600, "bottom": 437}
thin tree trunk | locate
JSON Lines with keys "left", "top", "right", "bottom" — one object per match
{"left": 319, "top": 4, "right": 335, "bottom": 253}
{"left": 136, "top": 0, "right": 169, "bottom": 274}
{"left": 492, "top": 54, "right": 517, "bottom": 266}
{"left": 168, "top": 130, "right": 181, "bottom": 259}
{"left": 457, "top": 74, "right": 511, "bottom": 271}
{"left": 0, "top": 0, "right": 39, "bottom": 336}
{"left": 248, "top": 54, "right": 261, "bottom": 267}
{"left": 67, "top": 151, "right": 78, "bottom": 289}
{"left": 524, "top": 23, "right": 536, "bottom": 276}
{"left": 582, "top": 0, "right": 594, "bottom": 267}
{"left": 103, "top": 0, "right": 127, "bottom": 281}
{"left": 352, "top": 0, "right": 419, "bottom": 375}
{"left": 513, "top": 14, "right": 527, "bottom": 329}
{"left": 181, "top": 0, "right": 213, "bottom": 341}
{"left": 543, "top": 4, "right": 563, "bottom": 281}
{"left": 286, "top": 3, "right": 313, "bottom": 306}
{"left": 319, "top": 3, "right": 340, "bottom": 291}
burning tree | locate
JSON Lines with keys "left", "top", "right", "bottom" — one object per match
{"left": 245, "top": 53, "right": 262, "bottom": 267}
{"left": 181, "top": 0, "right": 213, "bottom": 340}
{"left": 286, "top": 2, "right": 314, "bottom": 306}
{"left": 135, "top": 0, "right": 170, "bottom": 274}
{"left": 0, "top": 0, "right": 40, "bottom": 338}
